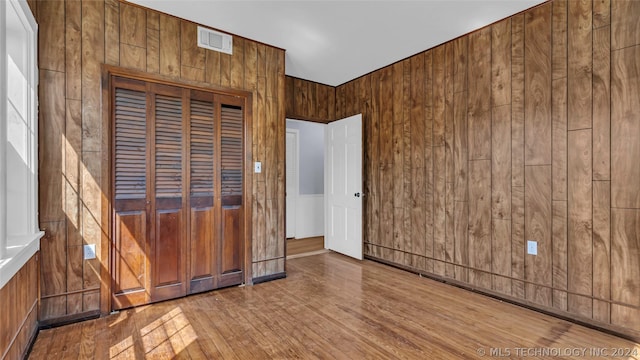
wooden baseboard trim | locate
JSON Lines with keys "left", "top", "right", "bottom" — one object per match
{"left": 252, "top": 272, "right": 286, "bottom": 285}
{"left": 365, "top": 255, "right": 640, "bottom": 344}
{"left": 38, "top": 310, "right": 101, "bottom": 330}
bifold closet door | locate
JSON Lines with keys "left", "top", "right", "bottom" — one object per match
{"left": 150, "top": 85, "right": 188, "bottom": 302}
{"left": 112, "top": 79, "right": 151, "bottom": 310}
{"left": 188, "top": 91, "right": 218, "bottom": 294}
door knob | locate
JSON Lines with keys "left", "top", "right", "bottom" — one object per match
{"left": 354, "top": 192, "right": 360, "bottom": 197}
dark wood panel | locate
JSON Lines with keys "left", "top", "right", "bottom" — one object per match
{"left": 567, "top": 0, "right": 592, "bottom": 131}
{"left": 592, "top": 181, "right": 611, "bottom": 323}
{"left": 221, "top": 207, "right": 243, "bottom": 277}
{"left": 552, "top": 200, "right": 568, "bottom": 310}
{"left": 524, "top": 4, "right": 552, "bottom": 165}
{"left": 153, "top": 209, "right": 186, "bottom": 300}
{"left": 468, "top": 160, "right": 491, "bottom": 287}
{"left": 552, "top": 78, "right": 567, "bottom": 201}
{"left": 492, "top": 19, "right": 511, "bottom": 107}
{"left": 511, "top": 14, "right": 525, "bottom": 187}
{"left": 189, "top": 206, "right": 216, "bottom": 293}
{"left": 567, "top": 129, "right": 593, "bottom": 317}
{"left": 159, "top": 14, "right": 180, "bottom": 77}
{"left": 611, "top": 45, "right": 640, "bottom": 208}
{"left": 65, "top": 0, "right": 82, "bottom": 99}
{"left": 524, "top": 165, "right": 552, "bottom": 306}
{"left": 552, "top": 0, "right": 567, "bottom": 80}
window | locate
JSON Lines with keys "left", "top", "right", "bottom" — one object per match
{"left": 0, "top": 0, "right": 42, "bottom": 289}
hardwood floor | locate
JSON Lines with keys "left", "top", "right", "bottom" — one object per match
{"left": 29, "top": 252, "right": 639, "bottom": 359}
{"left": 286, "top": 236, "right": 325, "bottom": 257}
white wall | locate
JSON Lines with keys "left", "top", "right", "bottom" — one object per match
{"left": 286, "top": 119, "right": 325, "bottom": 239}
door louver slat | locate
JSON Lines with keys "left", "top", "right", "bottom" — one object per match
{"left": 155, "top": 94, "right": 183, "bottom": 197}
{"left": 220, "top": 105, "right": 243, "bottom": 198}
{"left": 190, "top": 99, "right": 215, "bottom": 196}
{"left": 115, "top": 88, "right": 147, "bottom": 199}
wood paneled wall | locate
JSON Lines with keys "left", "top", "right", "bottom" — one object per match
{"left": 0, "top": 254, "right": 39, "bottom": 360}
{"left": 33, "top": 0, "right": 285, "bottom": 322}
{"left": 285, "top": 76, "right": 336, "bottom": 123}
{"left": 336, "top": 0, "right": 640, "bottom": 337}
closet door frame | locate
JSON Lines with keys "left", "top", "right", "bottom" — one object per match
{"left": 101, "top": 65, "right": 254, "bottom": 315}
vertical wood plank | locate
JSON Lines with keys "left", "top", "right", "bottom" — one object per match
{"left": 119, "top": 2, "right": 146, "bottom": 47}
{"left": 524, "top": 165, "right": 552, "bottom": 306}
{"left": 611, "top": 209, "right": 640, "bottom": 330}
{"left": 66, "top": 0, "right": 82, "bottom": 100}
{"left": 592, "top": 25, "right": 610, "bottom": 181}
{"left": 567, "top": 0, "right": 592, "bottom": 131}
{"left": 611, "top": 0, "right": 640, "bottom": 50}
{"left": 552, "top": 0, "right": 567, "bottom": 80}
{"left": 552, "top": 78, "right": 567, "bottom": 201}
{"left": 159, "top": 14, "right": 181, "bottom": 77}
{"left": 552, "top": 200, "right": 568, "bottom": 310}
{"left": 593, "top": 0, "right": 610, "bottom": 29}
{"left": 492, "top": 105, "right": 511, "bottom": 220}
{"left": 40, "top": 221, "right": 68, "bottom": 318}
{"left": 492, "top": 219, "right": 511, "bottom": 294}
{"left": 468, "top": 160, "right": 491, "bottom": 288}
{"left": 567, "top": 129, "right": 593, "bottom": 318}
{"left": 105, "top": 0, "right": 120, "bottom": 65}
{"left": 230, "top": 37, "right": 245, "bottom": 89}
{"left": 453, "top": 200, "right": 468, "bottom": 282}
{"left": 524, "top": 4, "right": 552, "bottom": 165}
{"left": 511, "top": 14, "right": 525, "bottom": 187}
{"left": 180, "top": 21, "right": 205, "bottom": 70}
{"left": 38, "top": 0, "right": 65, "bottom": 72}
{"left": 81, "top": 0, "right": 105, "bottom": 152}
{"left": 453, "top": 93, "right": 467, "bottom": 202}
{"left": 612, "top": 50, "right": 640, "bottom": 209}
{"left": 433, "top": 46, "right": 445, "bottom": 146}
{"left": 492, "top": 18, "right": 511, "bottom": 107}
{"left": 146, "top": 26, "right": 160, "bottom": 74}
{"left": 468, "top": 27, "right": 491, "bottom": 161}
{"left": 592, "top": 181, "right": 610, "bottom": 323}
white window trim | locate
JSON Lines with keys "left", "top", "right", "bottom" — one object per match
{"left": 0, "top": 0, "right": 43, "bottom": 289}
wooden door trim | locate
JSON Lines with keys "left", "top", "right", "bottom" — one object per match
{"left": 100, "top": 65, "right": 254, "bottom": 315}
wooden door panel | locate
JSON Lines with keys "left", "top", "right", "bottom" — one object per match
{"left": 113, "top": 210, "right": 148, "bottom": 309}
{"left": 153, "top": 208, "right": 185, "bottom": 300}
{"left": 220, "top": 206, "right": 242, "bottom": 287}
{"left": 189, "top": 202, "right": 216, "bottom": 293}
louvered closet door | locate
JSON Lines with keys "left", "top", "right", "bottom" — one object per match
{"left": 188, "top": 91, "right": 218, "bottom": 294}
{"left": 218, "top": 98, "right": 244, "bottom": 286}
{"left": 112, "top": 78, "right": 151, "bottom": 309}
{"left": 150, "top": 85, "right": 188, "bottom": 302}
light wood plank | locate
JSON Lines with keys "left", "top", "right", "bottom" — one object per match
{"left": 159, "top": 14, "right": 181, "bottom": 77}
{"left": 552, "top": 200, "right": 568, "bottom": 311}
{"left": 524, "top": 4, "right": 552, "bottom": 165}
{"left": 524, "top": 165, "right": 552, "bottom": 306}
{"left": 552, "top": 78, "right": 567, "bottom": 201}
{"left": 38, "top": 0, "right": 65, "bottom": 72}
{"left": 567, "top": 129, "right": 593, "bottom": 318}
{"left": 491, "top": 104, "right": 511, "bottom": 220}
{"left": 611, "top": 45, "right": 640, "bottom": 208}
{"left": 65, "top": 0, "right": 82, "bottom": 100}
{"left": 492, "top": 18, "right": 511, "bottom": 107}
{"left": 468, "top": 27, "right": 491, "bottom": 161}
{"left": 511, "top": 14, "right": 525, "bottom": 187}
{"left": 567, "top": 0, "right": 592, "bottom": 131}
{"left": 592, "top": 25, "right": 610, "bottom": 181}
{"left": 612, "top": 0, "right": 640, "bottom": 50}
{"left": 120, "top": 3, "right": 146, "bottom": 48}
{"left": 593, "top": 0, "right": 610, "bottom": 29}
{"left": 592, "top": 181, "right": 611, "bottom": 323}
{"left": 552, "top": 0, "right": 567, "bottom": 80}
{"left": 468, "top": 160, "right": 491, "bottom": 288}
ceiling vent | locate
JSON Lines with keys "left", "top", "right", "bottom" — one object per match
{"left": 197, "top": 26, "right": 233, "bottom": 55}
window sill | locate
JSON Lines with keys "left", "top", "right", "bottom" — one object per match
{"left": 0, "top": 231, "right": 44, "bottom": 289}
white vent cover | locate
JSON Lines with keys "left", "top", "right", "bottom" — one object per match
{"left": 197, "top": 26, "right": 233, "bottom": 55}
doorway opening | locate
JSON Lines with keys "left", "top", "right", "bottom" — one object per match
{"left": 285, "top": 119, "right": 326, "bottom": 258}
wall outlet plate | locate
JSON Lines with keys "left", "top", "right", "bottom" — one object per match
{"left": 255, "top": 161, "right": 262, "bottom": 173}
{"left": 527, "top": 240, "right": 537, "bottom": 256}
{"left": 84, "top": 244, "right": 96, "bottom": 260}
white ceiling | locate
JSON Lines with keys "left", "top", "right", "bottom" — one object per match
{"left": 130, "top": 0, "right": 545, "bottom": 86}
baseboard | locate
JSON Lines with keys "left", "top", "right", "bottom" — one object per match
{"left": 252, "top": 272, "right": 286, "bottom": 285}
{"left": 38, "top": 310, "right": 101, "bottom": 330}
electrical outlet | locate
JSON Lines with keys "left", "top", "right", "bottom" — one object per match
{"left": 84, "top": 244, "right": 96, "bottom": 260}
{"left": 527, "top": 240, "right": 537, "bottom": 256}
{"left": 255, "top": 162, "right": 262, "bottom": 173}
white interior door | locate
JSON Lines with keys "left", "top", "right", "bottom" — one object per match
{"left": 325, "top": 114, "right": 362, "bottom": 260}
{"left": 285, "top": 129, "right": 298, "bottom": 238}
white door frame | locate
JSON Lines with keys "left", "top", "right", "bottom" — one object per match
{"left": 285, "top": 128, "right": 299, "bottom": 238}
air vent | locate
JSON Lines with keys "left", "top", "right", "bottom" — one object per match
{"left": 197, "top": 26, "right": 233, "bottom": 55}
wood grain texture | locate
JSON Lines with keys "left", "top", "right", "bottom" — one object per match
{"left": 467, "top": 27, "right": 491, "bottom": 161}
{"left": 592, "top": 25, "right": 610, "bottom": 181}
{"left": 38, "top": 0, "right": 65, "bottom": 72}
{"left": 468, "top": 160, "right": 491, "bottom": 286}
{"left": 285, "top": 76, "right": 336, "bottom": 122}
{"left": 524, "top": 165, "right": 552, "bottom": 307}
{"left": 567, "top": 0, "right": 592, "bottom": 131}
{"left": 492, "top": 19, "right": 511, "bottom": 107}
{"left": 611, "top": 209, "right": 640, "bottom": 329}
{"left": 593, "top": 0, "right": 610, "bottom": 29}
{"left": 612, "top": 0, "right": 640, "bottom": 50}
{"left": 611, "top": 45, "right": 640, "bottom": 208}
{"left": 567, "top": 129, "right": 593, "bottom": 318}
{"left": 552, "top": 200, "right": 568, "bottom": 310}
{"left": 552, "top": 0, "right": 567, "bottom": 80}
{"left": 29, "top": 253, "right": 640, "bottom": 359}
{"left": 592, "top": 181, "right": 611, "bottom": 323}
{"left": 0, "top": 254, "right": 38, "bottom": 360}
{"left": 552, "top": 78, "right": 567, "bottom": 201}
{"left": 511, "top": 14, "right": 525, "bottom": 187}
{"left": 524, "top": 4, "right": 552, "bottom": 165}
{"left": 159, "top": 14, "right": 180, "bottom": 77}
{"left": 491, "top": 105, "right": 511, "bottom": 220}
{"left": 104, "top": 0, "right": 120, "bottom": 66}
